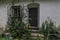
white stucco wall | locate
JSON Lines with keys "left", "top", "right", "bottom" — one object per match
{"left": 18, "top": 1, "right": 60, "bottom": 27}
{"left": 0, "top": 1, "right": 60, "bottom": 29}
{"left": 0, "top": 4, "right": 8, "bottom": 30}
{"left": 40, "top": 1, "right": 60, "bottom": 27}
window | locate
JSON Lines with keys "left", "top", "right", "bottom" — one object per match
{"left": 12, "top": 6, "right": 20, "bottom": 17}
{"left": 11, "top": 6, "right": 21, "bottom": 21}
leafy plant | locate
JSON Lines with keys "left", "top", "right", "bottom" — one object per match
{"left": 41, "top": 18, "right": 56, "bottom": 40}
{"left": 6, "top": 6, "right": 31, "bottom": 40}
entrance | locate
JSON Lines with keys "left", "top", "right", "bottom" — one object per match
{"left": 28, "top": 7, "right": 38, "bottom": 27}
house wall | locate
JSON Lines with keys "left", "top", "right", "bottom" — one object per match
{"left": 0, "top": 1, "right": 60, "bottom": 30}
{"left": 0, "top": 4, "right": 8, "bottom": 30}
{"left": 17, "top": 1, "right": 60, "bottom": 27}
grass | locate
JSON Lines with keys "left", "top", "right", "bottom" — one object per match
{"left": 0, "top": 38, "right": 5, "bottom": 40}
{"left": 0, "top": 37, "right": 44, "bottom": 40}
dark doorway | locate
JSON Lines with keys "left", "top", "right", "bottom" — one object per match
{"left": 28, "top": 7, "right": 38, "bottom": 27}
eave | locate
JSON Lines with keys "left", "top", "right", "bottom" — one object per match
{"left": 0, "top": 0, "right": 60, "bottom": 4}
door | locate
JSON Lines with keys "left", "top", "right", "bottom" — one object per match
{"left": 28, "top": 7, "right": 38, "bottom": 27}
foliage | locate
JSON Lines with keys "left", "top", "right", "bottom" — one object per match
{"left": 6, "top": 6, "right": 31, "bottom": 40}
{"left": 41, "top": 18, "right": 56, "bottom": 40}
{"left": 56, "top": 25, "right": 60, "bottom": 34}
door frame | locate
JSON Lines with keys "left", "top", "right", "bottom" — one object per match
{"left": 27, "top": 3, "right": 40, "bottom": 27}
